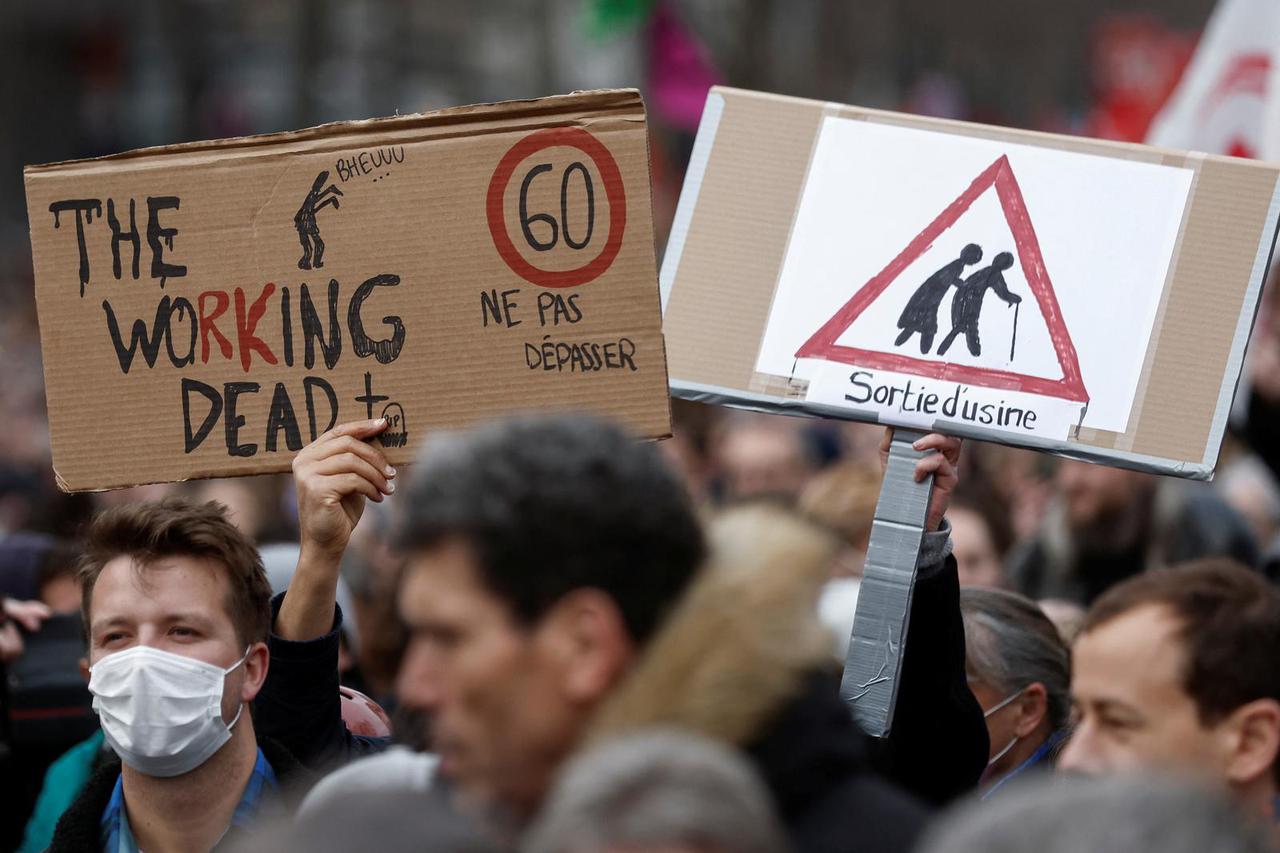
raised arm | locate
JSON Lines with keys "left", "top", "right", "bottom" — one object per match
{"left": 278, "top": 418, "right": 393, "bottom": 640}
{"left": 255, "top": 419, "right": 395, "bottom": 769}
{"left": 867, "top": 430, "right": 990, "bottom": 805}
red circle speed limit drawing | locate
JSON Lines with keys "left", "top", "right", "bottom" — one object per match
{"left": 486, "top": 126, "right": 627, "bottom": 288}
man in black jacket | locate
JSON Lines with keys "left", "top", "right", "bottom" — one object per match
{"left": 259, "top": 415, "right": 986, "bottom": 850}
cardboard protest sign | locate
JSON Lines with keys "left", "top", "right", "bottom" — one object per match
{"left": 26, "top": 89, "right": 670, "bottom": 492}
{"left": 660, "top": 86, "right": 1280, "bottom": 478}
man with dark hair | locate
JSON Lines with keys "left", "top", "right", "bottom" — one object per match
{"left": 390, "top": 416, "right": 706, "bottom": 815}
{"left": 269, "top": 416, "right": 704, "bottom": 809}
{"left": 270, "top": 415, "right": 986, "bottom": 851}
{"left": 393, "top": 415, "right": 705, "bottom": 643}
{"left": 1059, "top": 559, "right": 1280, "bottom": 822}
{"left": 49, "top": 499, "right": 313, "bottom": 852}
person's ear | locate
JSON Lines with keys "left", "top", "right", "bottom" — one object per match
{"left": 79, "top": 656, "right": 91, "bottom": 683}
{"left": 537, "top": 589, "right": 634, "bottom": 704}
{"left": 1014, "top": 682, "right": 1050, "bottom": 739}
{"left": 1221, "top": 698, "right": 1280, "bottom": 787}
{"left": 239, "top": 642, "right": 270, "bottom": 703}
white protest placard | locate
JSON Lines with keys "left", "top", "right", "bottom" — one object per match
{"left": 755, "top": 117, "right": 1193, "bottom": 441}
{"left": 661, "top": 87, "right": 1280, "bottom": 479}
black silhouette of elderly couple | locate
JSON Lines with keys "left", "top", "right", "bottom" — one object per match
{"left": 894, "top": 243, "right": 1021, "bottom": 357}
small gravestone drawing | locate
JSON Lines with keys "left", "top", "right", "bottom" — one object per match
{"left": 379, "top": 403, "right": 408, "bottom": 448}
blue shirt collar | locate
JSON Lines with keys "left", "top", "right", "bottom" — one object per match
{"left": 100, "top": 748, "right": 279, "bottom": 852}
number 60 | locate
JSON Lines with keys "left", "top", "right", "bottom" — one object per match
{"left": 519, "top": 161, "right": 595, "bottom": 252}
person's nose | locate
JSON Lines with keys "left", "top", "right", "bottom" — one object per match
{"left": 395, "top": 639, "right": 444, "bottom": 714}
{"left": 134, "top": 626, "right": 164, "bottom": 650}
{"left": 1056, "top": 722, "right": 1102, "bottom": 774}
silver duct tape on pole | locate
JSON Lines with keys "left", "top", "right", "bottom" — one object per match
{"left": 840, "top": 428, "right": 935, "bottom": 738}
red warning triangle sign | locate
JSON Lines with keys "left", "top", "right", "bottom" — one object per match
{"left": 795, "top": 155, "right": 1089, "bottom": 404}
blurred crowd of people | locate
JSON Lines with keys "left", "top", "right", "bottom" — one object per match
{"left": 7, "top": 0, "right": 1280, "bottom": 850}
{"left": 3, "top": 320, "right": 1280, "bottom": 850}
{"left": 5, "top": 4, "right": 1280, "bottom": 849}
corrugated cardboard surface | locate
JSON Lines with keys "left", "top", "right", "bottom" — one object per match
{"left": 663, "top": 87, "right": 1280, "bottom": 478}
{"left": 26, "top": 89, "right": 670, "bottom": 491}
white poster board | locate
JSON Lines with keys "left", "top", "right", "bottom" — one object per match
{"left": 755, "top": 117, "right": 1194, "bottom": 442}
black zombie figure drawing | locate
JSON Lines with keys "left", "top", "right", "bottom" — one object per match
{"left": 295, "top": 171, "right": 344, "bottom": 270}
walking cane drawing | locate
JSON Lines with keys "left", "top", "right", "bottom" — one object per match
{"left": 1010, "top": 300, "right": 1020, "bottom": 362}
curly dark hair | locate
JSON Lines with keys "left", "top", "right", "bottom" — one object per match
{"left": 394, "top": 415, "right": 706, "bottom": 644}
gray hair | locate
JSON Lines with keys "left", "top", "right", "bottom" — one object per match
{"left": 961, "top": 588, "right": 1071, "bottom": 730}
{"left": 523, "top": 729, "right": 791, "bottom": 853}
{"left": 230, "top": 787, "right": 496, "bottom": 853}
{"left": 916, "top": 774, "right": 1271, "bottom": 853}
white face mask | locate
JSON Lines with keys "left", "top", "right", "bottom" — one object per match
{"left": 982, "top": 688, "right": 1024, "bottom": 768}
{"left": 89, "top": 645, "right": 250, "bottom": 778}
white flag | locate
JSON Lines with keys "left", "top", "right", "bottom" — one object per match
{"left": 1146, "top": 0, "right": 1280, "bottom": 158}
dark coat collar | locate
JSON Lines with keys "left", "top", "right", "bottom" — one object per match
{"left": 47, "top": 735, "right": 312, "bottom": 852}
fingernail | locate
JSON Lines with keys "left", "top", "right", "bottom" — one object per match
{"left": 385, "top": 465, "right": 396, "bottom": 477}
{"left": 375, "top": 417, "right": 387, "bottom": 427}
{"left": 386, "top": 481, "right": 396, "bottom": 494}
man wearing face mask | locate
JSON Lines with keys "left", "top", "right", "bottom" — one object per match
{"left": 961, "top": 588, "right": 1071, "bottom": 798}
{"left": 48, "top": 499, "right": 312, "bottom": 852}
